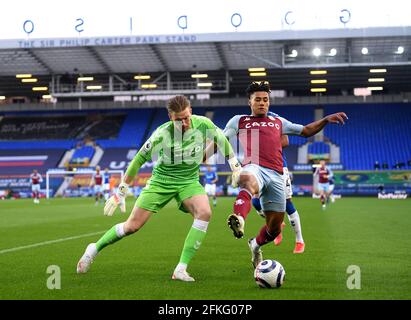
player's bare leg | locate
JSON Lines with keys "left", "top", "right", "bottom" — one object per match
{"left": 273, "top": 221, "right": 286, "bottom": 246}
{"left": 247, "top": 238, "right": 262, "bottom": 268}
{"left": 248, "top": 212, "right": 284, "bottom": 267}
{"left": 254, "top": 196, "right": 305, "bottom": 253}
{"left": 228, "top": 172, "right": 259, "bottom": 239}
{"left": 172, "top": 194, "right": 211, "bottom": 282}
{"left": 320, "top": 190, "right": 327, "bottom": 209}
{"left": 33, "top": 191, "right": 40, "bottom": 204}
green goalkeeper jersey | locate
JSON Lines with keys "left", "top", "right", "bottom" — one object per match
{"left": 126, "top": 115, "right": 233, "bottom": 184}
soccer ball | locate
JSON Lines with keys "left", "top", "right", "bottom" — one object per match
{"left": 254, "top": 259, "right": 285, "bottom": 288}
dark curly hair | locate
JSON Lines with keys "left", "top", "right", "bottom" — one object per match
{"left": 245, "top": 81, "right": 271, "bottom": 98}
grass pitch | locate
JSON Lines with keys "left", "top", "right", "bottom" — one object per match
{"left": 0, "top": 197, "right": 410, "bottom": 300}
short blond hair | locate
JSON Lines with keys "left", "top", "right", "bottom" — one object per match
{"left": 167, "top": 95, "right": 191, "bottom": 113}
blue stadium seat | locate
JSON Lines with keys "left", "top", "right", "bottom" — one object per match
{"left": 70, "top": 146, "right": 95, "bottom": 165}
{"left": 308, "top": 141, "right": 330, "bottom": 154}
{"left": 324, "top": 103, "right": 411, "bottom": 170}
{"left": 1, "top": 104, "right": 410, "bottom": 171}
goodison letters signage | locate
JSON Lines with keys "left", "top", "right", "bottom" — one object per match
{"left": 0, "top": 0, "right": 409, "bottom": 41}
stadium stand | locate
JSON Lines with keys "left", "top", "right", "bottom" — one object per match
{"left": 0, "top": 113, "right": 125, "bottom": 140}
{"left": 324, "top": 103, "right": 411, "bottom": 170}
{"left": 69, "top": 145, "right": 95, "bottom": 166}
{"left": 97, "top": 109, "right": 154, "bottom": 148}
{"left": 1, "top": 103, "right": 410, "bottom": 180}
{"left": 308, "top": 141, "right": 330, "bottom": 154}
{"left": 308, "top": 141, "right": 331, "bottom": 161}
{"left": 0, "top": 109, "right": 152, "bottom": 150}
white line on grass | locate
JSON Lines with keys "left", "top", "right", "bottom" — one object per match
{"left": 0, "top": 231, "right": 105, "bottom": 255}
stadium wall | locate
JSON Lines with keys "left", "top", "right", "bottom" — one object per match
{"left": 1, "top": 170, "right": 410, "bottom": 199}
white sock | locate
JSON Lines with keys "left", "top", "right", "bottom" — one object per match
{"left": 287, "top": 211, "right": 304, "bottom": 243}
{"left": 192, "top": 219, "right": 209, "bottom": 232}
{"left": 115, "top": 222, "right": 126, "bottom": 237}
{"left": 175, "top": 262, "right": 188, "bottom": 272}
{"left": 250, "top": 238, "right": 260, "bottom": 251}
{"left": 86, "top": 243, "right": 98, "bottom": 258}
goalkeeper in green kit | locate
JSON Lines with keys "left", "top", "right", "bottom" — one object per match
{"left": 76, "top": 96, "right": 241, "bottom": 282}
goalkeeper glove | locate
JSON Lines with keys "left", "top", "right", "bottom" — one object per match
{"left": 104, "top": 182, "right": 129, "bottom": 216}
{"left": 228, "top": 157, "right": 242, "bottom": 188}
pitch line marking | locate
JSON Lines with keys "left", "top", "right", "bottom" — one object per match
{"left": 0, "top": 231, "right": 105, "bottom": 255}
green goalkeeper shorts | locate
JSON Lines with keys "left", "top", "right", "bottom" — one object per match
{"left": 135, "top": 177, "right": 206, "bottom": 213}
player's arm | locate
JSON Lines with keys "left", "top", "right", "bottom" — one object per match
{"left": 300, "top": 112, "right": 348, "bottom": 137}
{"left": 270, "top": 111, "right": 289, "bottom": 148}
{"left": 125, "top": 128, "right": 164, "bottom": 182}
{"left": 104, "top": 129, "right": 160, "bottom": 216}
{"left": 270, "top": 112, "right": 290, "bottom": 148}
{"left": 212, "top": 173, "right": 218, "bottom": 184}
{"left": 204, "top": 115, "right": 239, "bottom": 162}
{"left": 281, "top": 135, "right": 289, "bottom": 148}
{"left": 205, "top": 116, "right": 242, "bottom": 187}
{"left": 203, "top": 140, "right": 218, "bottom": 162}
{"left": 279, "top": 113, "right": 347, "bottom": 139}
{"left": 123, "top": 152, "right": 148, "bottom": 183}
{"left": 214, "top": 127, "right": 242, "bottom": 187}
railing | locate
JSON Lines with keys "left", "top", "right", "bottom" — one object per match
{"left": 51, "top": 80, "right": 229, "bottom": 97}
{"left": 1, "top": 93, "right": 411, "bottom": 112}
